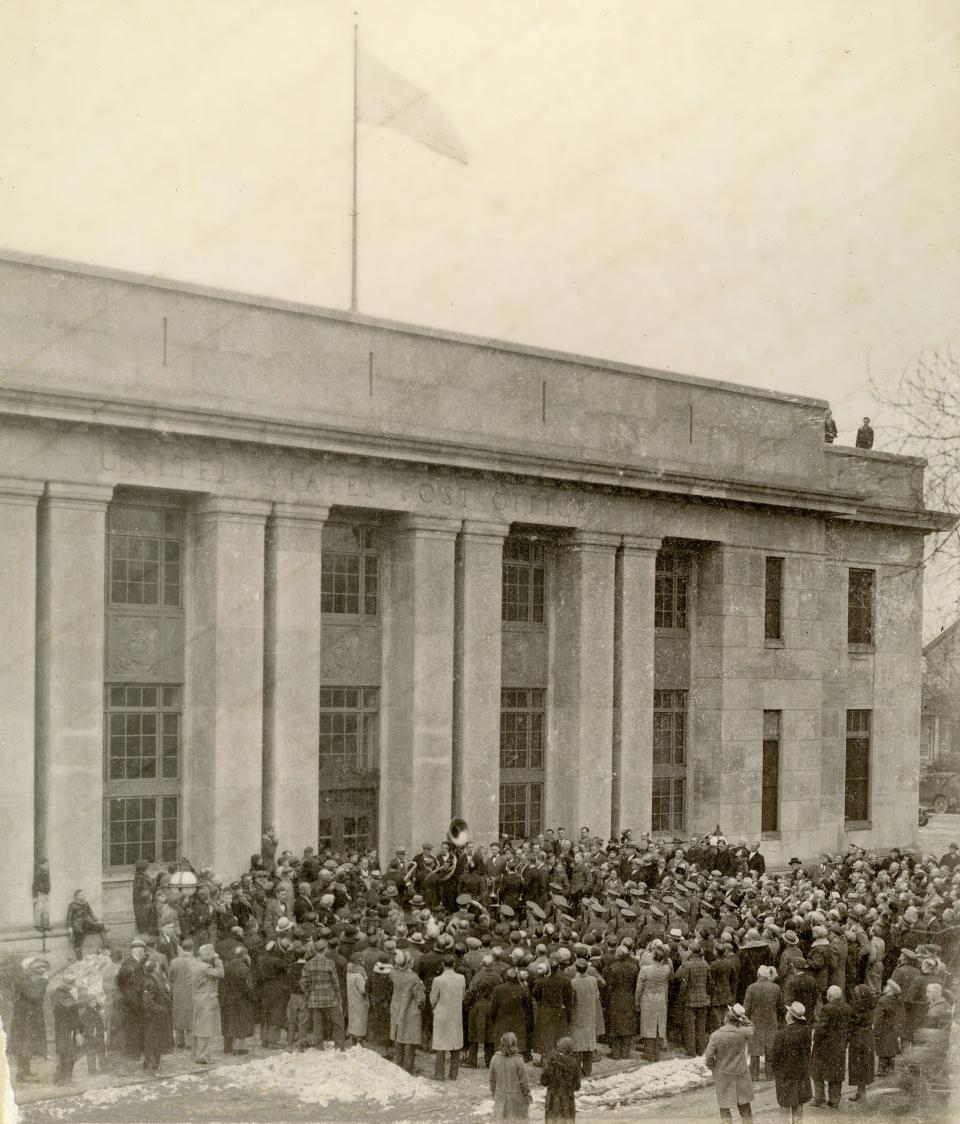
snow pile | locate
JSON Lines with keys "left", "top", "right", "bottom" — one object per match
{"left": 26, "top": 1047, "right": 431, "bottom": 1118}
{"left": 579, "top": 1056, "right": 712, "bottom": 1110}
{"left": 472, "top": 1056, "right": 711, "bottom": 1117}
{"left": 212, "top": 1046, "right": 431, "bottom": 1106}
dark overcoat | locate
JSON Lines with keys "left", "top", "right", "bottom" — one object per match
{"left": 872, "top": 992, "right": 902, "bottom": 1059}
{"left": 256, "top": 948, "right": 290, "bottom": 1026}
{"left": 220, "top": 957, "right": 256, "bottom": 1039}
{"left": 542, "top": 1048, "right": 581, "bottom": 1123}
{"left": 846, "top": 994, "right": 876, "bottom": 1086}
{"left": 142, "top": 975, "right": 174, "bottom": 1058}
{"left": 604, "top": 958, "right": 639, "bottom": 1037}
{"left": 366, "top": 965, "right": 393, "bottom": 1049}
{"left": 489, "top": 980, "right": 535, "bottom": 1053}
{"left": 8, "top": 970, "right": 48, "bottom": 1058}
{"left": 810, "top": 998, "right": 850, "bottom": 1083}
{"left": 467, "top": 967, "right": 503, "bottom": 1045}
{"left": 768, "top": 1022, "right": 812, "bottom": 1108}
{"left": 531, "top": 972, "right": 572, "bottom": 1056}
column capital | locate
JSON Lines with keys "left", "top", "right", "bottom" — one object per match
{"left": 460, "top": 519, "right": 510, "bottom": 543}
{"left": 0, "top": 477, "right": 45, "bottom": 506}
{"left": 621, "top": 533, "right": 663, "bottom": 555}
{"left": 396, "top": 513, "right": 463, "bottom": 539}
{"left": 270, "top": 501, "right": 330, "bottom": 528}
{"left": 564, "top": 529, "right": 622, "bottom": 553}
{"left": 44, "top": 481, "right": 115, "bottom": 509}
{"left": 193, "top": 495, "right": 273, "bottom": 526}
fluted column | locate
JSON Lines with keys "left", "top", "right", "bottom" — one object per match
{"left": 454, "top": 520, "right": 509, "bottom": 845}
{"left": 385, "top": 514, "right": 460, "bottom": 855}
{"left": 614, "top": 534, "right": 662, "bottom": 836}
{"left": 263, "top": 503, "right": 328, "bottom": 853}
{"left": 189, "top": 496, "right": 271, "bottom": 875}
{"left": 0, "top": 479, "right": 44, "bottom": 939}
{"left": 37, "top": 482, "right": 114, "bottom": 924}
{"left": 551, "top": 530, "right": 619, "bottom": 839}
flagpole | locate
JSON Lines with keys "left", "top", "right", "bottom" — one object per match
{"left": 350, "top": 20, "right": 359, "bottom": 312}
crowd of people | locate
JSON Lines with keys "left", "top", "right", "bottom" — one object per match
{"left": 7, "top": 824, "right": 959, "bottom": 1121}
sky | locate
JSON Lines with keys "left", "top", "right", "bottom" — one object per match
{"left": 1, "top": 0, "right": 958, "bottom": 629}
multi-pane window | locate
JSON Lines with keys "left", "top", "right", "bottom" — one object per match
{"left": 499, "top": 781, "right": 543, "bottom": 841}
{"left": 499, "top": 688, "right": 545, "bottom": 840}
{"left": 502, "top": 539, "right": 546, "bottom": 624}
{"left": 653, "top": 690, "right": 687, "bottom": 766}
{"left": 847, "top": 569, "right": 874, "bottom": 646}
{"left": 104, "top": 685, "right": 181, "bottom": 869}
{"left": 318, "top": 687, "right": 379, "bottom": 775}
{"left": 108, "top": 506, "right": 183, "bottom": 607}
{"left": 107, "top": 796, "right": 179, "bottom": 868}
{"left": 652, "top": 777, "right": 684, "bottom": 833}
{"left": 653, "top": 688, "right": 687, "bottom": 831}
{"left": 764, "top": 557, "right": 784, "bottom": 641}
{"left": 500, "top": 689, "right": 545, "bottom": 769}
{"left": 655, "top": 552, "right": 689, "bottom": 629}
{"left": 321, "top": 527, "right": 378, "bottom": 615}
{"left": 762, "top": 710, "right": 781, "bottom": 833}
{"left": 845, "top": 709, "right": 871, "bottom": 822}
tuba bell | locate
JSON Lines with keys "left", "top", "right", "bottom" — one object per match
{"left": 447, "top": 816, "right": 470, "bottom": 849}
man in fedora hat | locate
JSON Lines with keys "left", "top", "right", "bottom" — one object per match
{"left": 769, "top": 1002, "right": 812, "bottom": 1121}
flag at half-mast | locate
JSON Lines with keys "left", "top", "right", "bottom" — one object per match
{"left": 357, "top": 52, "right": 468, "bottom": 164}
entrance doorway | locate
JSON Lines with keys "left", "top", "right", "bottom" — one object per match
{"left": 318, "top": 787, "right": 378, "bottom": 856}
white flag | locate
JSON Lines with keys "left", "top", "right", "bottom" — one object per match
{"left": 358, "top": 52, "right": 468, "bottom": 164}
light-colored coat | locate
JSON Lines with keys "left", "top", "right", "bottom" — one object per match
{"left": 489, "top": 1050, "right": 531, "bottom": 1120}
{"left": 704, "top": 1023, "right": 754, "bottom": 1109}
{"left": 191, "top": 958, "right": 223, "bottom": 1039}
{"left": 169, "top": 953, "right": 202, "bottom": 1032}
{"left": 430, "top": 968, "right": 465, "bottom": 1051}
{"left": 346, "top": 966, "right": 369, "bottom": 1038}
{"left": 743, "top": 979, "right": 781, "bottom": 1055}
{"left": 635, "top": 959, "right": 672, "bottom": 1039}
{"left": 570, "top": 972, "right": 600, "bottom": 1052}
{"left": 390, "top": 967, "right": 425, "bottom": 1046}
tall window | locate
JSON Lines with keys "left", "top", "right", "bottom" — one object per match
{"left": 762, "top": 710, "right": 781, "bottom": 833}
{"left": 108, "top": 506, "right": 182, "bottom": 607}
{"left": 847, "top": 569, "right": 874, "bottom": 646}
{"left": 502, "top": 539, "right": 545, "bottom": 624}
{"left": 104, "top": 685, "right": 181, "bottom": 868}
{"left": 321, "top": 526, "right": 378, "bottom": 615}
{"left": 318, "top": 687, "right": 379, "bottom": 777}
{"left": 653, "top": 689, "right": 686, "bottom": 766}
{"left": 499, "top": 688, "right": 545, "bottom": 838}
{"left": 764, "top": 557, "right": 783, "bottom": 640}
{"left": 655, "top": 552, "right": 689, "bottom": 629}
{"left": 845, "top": 709, "right": 871, "bottom": 822}
{"left": 652, "top": 689, "right": 687, "bottom": 831}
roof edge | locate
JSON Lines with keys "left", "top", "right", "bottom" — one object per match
{"left": 0, "top": 247, "right": 830, "bottom": 410}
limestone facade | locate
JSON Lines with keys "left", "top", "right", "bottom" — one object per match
{"left": 0, "top": 252, "right": 951, "bottom": 948}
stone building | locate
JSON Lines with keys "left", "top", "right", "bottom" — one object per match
{"left": 0, "top": 251, "right": 952, "bottom": 947}
{"left": 921, "top": 618, "right": 960, "bottom": 768}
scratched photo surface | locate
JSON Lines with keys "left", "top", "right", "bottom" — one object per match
{"left": 1, "top": 3, "right": 959, "bottom": 1123}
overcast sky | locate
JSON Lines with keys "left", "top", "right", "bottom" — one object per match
{"left": 2, "top": 1, "right": 958, "bottom": 629}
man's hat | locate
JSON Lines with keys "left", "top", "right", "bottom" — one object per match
{"left": 787, "top": 1001, "right": 806, "bottom": 1021}
{"left": 551, "top": 894, "right": 568, "bottom": 908}
{"left": 130, "top": 938, "right": 146, "bottom": 948}
{"left": 528, "top": 902, "right": 546, "bottom": 920}
{"left": 456, "top": 893, "right": 472, "bottom": 906}
{"left": 409, "top": 895, "right": 425, "bottom": 907}
{"left": 782, "top": 930, "right": 799, "bottom": 945}
{"left": 408, "top": 932, "right": 424, "bottom": 945}
{"left": 499, "top": 903, "right": 515, "bottom": 918}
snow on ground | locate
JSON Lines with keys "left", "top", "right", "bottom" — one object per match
{"left": 579, "top": 1055, "right": 712, "bottom": 1110}
{"left": 472, "top": 1055, "right": 711, "bottom": 1116}
{"left": 26, "top": 1046, "right": 432, "bottom": 1118}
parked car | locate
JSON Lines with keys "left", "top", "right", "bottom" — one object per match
{"left": 919, "top": 770, "right": 960, "bottom": 814}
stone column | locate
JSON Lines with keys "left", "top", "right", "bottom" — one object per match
{"left": 0, "top": 479, "right": 44, "bottom": 939}
{"left": 385, "top": 515, "right": 459, "bottom": 855}
{"left": 189, "top": 497, "right": 271, "bottom": 875}
{"left": 551, "top": 531, "right": 619, "bottom": 839}
{"left": 37, "top": 482, "right": 114, "bottom": 924}
{"left": 614, "top": 535, "right": 661, "bottom": 837}
{"left": 454, "top": 520, "right": 509, "bottom": 845}
{"left": 263, "top": 503, "right": 328, "bottom": 854}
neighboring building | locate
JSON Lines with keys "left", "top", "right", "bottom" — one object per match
{"left": 0, "top": 251, "right": 953, "bottom": 949}
{"left": 922, "top": 618, "right": 960, "bottom": 768}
